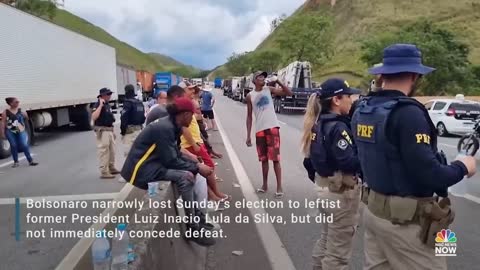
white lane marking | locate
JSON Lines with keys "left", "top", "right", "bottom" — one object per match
{"left": 439, "top": 143, "right": 456, "bottom": 149}
{"left": 0, "top": 192, "right": 119, "bottom": 205}
{"left": 450, "top": 192, "right": 480, "bottom": 204}
{"left": 214, "top": 109, "right": 296, "bottom": 270}
{"left": 0, "top": 154, "right": 36, "bottom": 168}
{"left": 278, "top": 120, "right": 287, "bottom": 126}
{"left": 55, "top": 184, "right": 133, "bottom": 270}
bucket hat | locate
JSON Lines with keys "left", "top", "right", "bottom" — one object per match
{"left": 368, "top": 44, "right": 435, "bottom": 75}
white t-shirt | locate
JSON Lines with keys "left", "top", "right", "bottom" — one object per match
{"left": 249, "top": 86, "right": 279, "bottom": 133}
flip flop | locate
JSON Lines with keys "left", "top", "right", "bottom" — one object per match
{"left": 220, "top": 195, "right": 232, "bottom": 202}
{"left": 256, "top": 188, "right": 267, "bottom": 194}
{"left": 275, "top": 192, "right": 284, "bottom": 199}
{"left": 215, "top": 176, "right": 223, "bottom": 182}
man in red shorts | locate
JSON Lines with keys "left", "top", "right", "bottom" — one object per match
{"left": 179, "top": 81, "right": 229, "bottom": 202}
{"left": 246, "top": 71, "right": 292, "bottom": 198}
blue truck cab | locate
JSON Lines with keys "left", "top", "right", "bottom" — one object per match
{"left": 154, "top": 72, "right": 178, "bottom": 96}
{"left": 214, "top": 77, "right": 222, "bottom": 88}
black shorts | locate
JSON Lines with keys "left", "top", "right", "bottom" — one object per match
{"left": 201, "top": 110, "right": 214, "bottom": 119}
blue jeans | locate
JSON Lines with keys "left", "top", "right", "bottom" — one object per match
{"left": 5, "top": 129, "right": 33, "bottom": 163}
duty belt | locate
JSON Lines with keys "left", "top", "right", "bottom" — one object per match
{"left": 366, "top": 189, "right": 455, "bottom": 248}
{"left": 126, "top": 125, "right": 142, "bottom": 134}
{"left": 93, "top": 126, "right": 114, "bottom": 132}
{"left": 317, "top": 171, "right": 358, "bottom": 194}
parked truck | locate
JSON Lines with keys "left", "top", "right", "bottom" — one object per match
{"left": 231, "top": 77, "right": 243, "bottom": 101}
{"left": 240, "top": 74, "right": 255, "bottom": 103}
{"left": 214, "top": 77, "right": 222, "bottom": 88}
{"left": 116, "top": 64, "right": 137, "bottom": 103}
{"left": 274, "top": 61, "right": 314, "bottom": 113}
{"left": 223, "top": 79, "right": 232, "bottom": 97}
{"left": 0, "top": 3, "right": 117, "bottom": 159}
{"left": 136, "top": 70, "right": 154, "bottom": 98}
{"left": 154, "top": 72, "right": 178, "bottom": 97}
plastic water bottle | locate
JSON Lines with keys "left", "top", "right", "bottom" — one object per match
{"left": 111, "top": 224, "right": 129, "bottom": 270}
{"left": 91, "top": 233, "right": 111, "bottom": 270}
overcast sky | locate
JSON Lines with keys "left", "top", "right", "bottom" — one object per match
{"left": 64, "top": 0, "right": 306, "bottom": 70}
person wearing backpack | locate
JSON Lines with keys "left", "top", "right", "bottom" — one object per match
{"left": 0, "top": 97, "right": 38, "bottom": 167}
{"left": 301, "top": 79, "right": 361, "bottom": 270}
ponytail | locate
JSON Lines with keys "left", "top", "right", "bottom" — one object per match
{"left": 301, "top": 93, "right": 321, "bottom": 157}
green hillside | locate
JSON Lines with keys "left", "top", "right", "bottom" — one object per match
{"left": 50, "top": 9, "right": 199, "bottom": 74}
{"left": 149, "top": 53, "right": 201, "bottom": 77}
{"left": 257, "top": 0, "right": 480, "bottom": 86}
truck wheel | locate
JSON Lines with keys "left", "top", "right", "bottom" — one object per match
{"left": 0, "top": 138, "right": 11, "bottom": 159}
{"left": 71, "top": 105, "right": 93, "bottom": 131}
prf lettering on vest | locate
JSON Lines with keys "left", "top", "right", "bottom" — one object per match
{"left": 341, "top": 130, "right": 353, "bottom": 144}
{"left": 415, "top": 134, "right": 431, "bottom": 144}
{"left": 357, "top": 124, "right": 374, "bottom": 138}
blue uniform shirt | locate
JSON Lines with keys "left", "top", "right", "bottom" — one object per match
{"left": 353, "top": 90, "right": 467, "bottom": 197}
{"left": 310, "top": 114, "right": 361, "bottom": 177}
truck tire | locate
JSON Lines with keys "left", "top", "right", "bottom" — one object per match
{"left": 0, "top": 138, "right": 10, "bottom": 159}
{"left": 70, "top": 105, "right": 93, "bottom": 131}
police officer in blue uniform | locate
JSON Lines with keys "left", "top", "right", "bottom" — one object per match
{"left": 92, "top": 87, "right": 118, "bottom": 178}
{"left": 302, "top": 78, "right": 362, "bottom": 270}
{"left": 120, "top": 84, "right": 146, "bottom": 157}
{"left": 352, "top": 44, "right": 477, "bottom": 269}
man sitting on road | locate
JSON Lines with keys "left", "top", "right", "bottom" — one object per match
{"left": 121, "top": 97, "right": 216, "bottom": 246}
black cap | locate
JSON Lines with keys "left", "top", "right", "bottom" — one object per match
{"left": 318, "top": 78, "right": 361, "bottom": 99}
{"left": 254, "top": 71, "right": 268, "bottom": 79}
{"left": 125, "top": 84, "right": 136, "bottom": 97}
{"left": 97, "top": 88, "right": 113, "bottom": 98}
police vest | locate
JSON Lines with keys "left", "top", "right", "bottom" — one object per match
{"left": 352, "top": 96, "right": 440, "bottom": 197}
{"left": 124, "top": 98, "right": 146, "bottom": 126}
{"left": 310, "top": 114, "right": 347, "bottom": 177}
{"left": 94, "top": 103, "right": 115, "bottom": 127}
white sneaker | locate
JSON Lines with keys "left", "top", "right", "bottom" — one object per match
{"left": 118, "top": 177, "right": 127, "bottom": 183}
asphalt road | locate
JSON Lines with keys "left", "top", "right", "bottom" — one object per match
{"left": 212, "top": 89, "right": 480, "bottom": 270}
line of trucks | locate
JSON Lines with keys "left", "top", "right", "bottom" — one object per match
{"left": 219, "top": 61, "right": 315, "bottom": 113}
{"left": 0, "top": 3, "right": 187, "bottom": 159}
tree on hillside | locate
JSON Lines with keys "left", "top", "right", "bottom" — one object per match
{"left": 4, "top": 0, "right": 58, "bottom": 19}
{"left": 249, "top": 49, "right": 283, "bottom": 73}
{"left": 225, "top": 52, "right": 253, "bottom": 76}
{"left": 276, "top": 13, "right": 334, "bottom": 66}
{"left": 361, "top": 20, "right": 473, "bottom": 95}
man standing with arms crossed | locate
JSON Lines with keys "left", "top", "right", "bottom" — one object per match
{"left": 246, "top": 71, "right": 292, "bottom": 198}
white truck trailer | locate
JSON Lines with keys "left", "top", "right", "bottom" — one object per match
{"left": 274, "top": 61, "right": 313, "bottom": 113}
{"left": 231, "top": 77, "right": 243, "bottom": 101}
{"left": 116, "top": 64, "right": 137, "bottom": 103}
{"left": 0, "top": 3, "right": 117, "bottom": 158}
